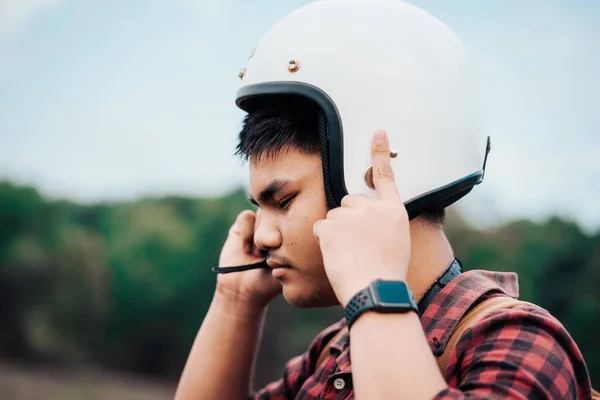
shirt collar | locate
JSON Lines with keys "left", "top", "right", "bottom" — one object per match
{"left": 327, "top": 269, "right": 519, "bottom": 366}
{"left": 421, "top": 269, "right": 519, "bottom": 355}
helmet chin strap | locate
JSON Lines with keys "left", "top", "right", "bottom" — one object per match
{"left": 212, "top": 260, "right": 269, "bottom": 274}
{"left": 318, "top": 110, "right": 338, "bottom": 210}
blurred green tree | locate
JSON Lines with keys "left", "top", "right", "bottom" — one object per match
{"left": 0, "top": 181, "right": 597, "bottom": 387}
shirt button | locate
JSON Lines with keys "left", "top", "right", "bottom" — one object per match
{"left": 333, "top": 377, "right": 346, "bottom": 390}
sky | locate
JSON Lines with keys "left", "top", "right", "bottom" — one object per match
{"left": 0, "top": 0, "right": 599, "bottom": 232}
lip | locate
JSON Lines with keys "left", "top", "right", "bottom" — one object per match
{"left": 271, "top": 268, "right": 288, "bottom": 279}
{"left": 266, "top": 256, "right": 292, "bottom": 270}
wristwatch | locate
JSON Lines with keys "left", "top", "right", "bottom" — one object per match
{"left": 344, "top": 279, "right": 418, "bottom": 329}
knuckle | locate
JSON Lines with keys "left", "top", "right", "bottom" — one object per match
{"left": 313, "top": 221, "right": 322, "bottom": 236}
{"left": 343, "top": 194, "right": 362, "bottom": 204}
{"left": 231, "top": 211, "right": 256, "bottom": 236}
{"left": 374, "top": 165, "right": 395, "bottom": 180}
{"left": 373, "top": 140, "right": 388, "bottom": 153}
{"left": 317, "top": 218, "right": 330, "bottom": 229}
{"left": 237, "top": 210, "right": 254, "bottom": 223}
{"left": 340, "top": 196, "right": 352, "bottom": 208}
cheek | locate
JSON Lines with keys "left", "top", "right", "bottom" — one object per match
{"left": 283, "top": 201, "right": 327, "bottom": 247}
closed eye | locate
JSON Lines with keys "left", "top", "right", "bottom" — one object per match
{"left": 278, "top": 195, "right": 296, "bottom": 210}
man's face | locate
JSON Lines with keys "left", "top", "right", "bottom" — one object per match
{"left": 249, "top": 149, "right": 338, "bottom": 307}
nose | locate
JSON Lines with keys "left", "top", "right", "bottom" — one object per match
{"left": 253, "top": 210, "right": 283, "bottom": 252}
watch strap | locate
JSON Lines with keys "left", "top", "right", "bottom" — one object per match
{"left": 212, "top": 260, "right": 269, "bottom": 274}
{"left": 344, "top": 287, "right": 375, "bottom": 329}
{"left": 345, "top": 281, "right": 418, "bottom": 329}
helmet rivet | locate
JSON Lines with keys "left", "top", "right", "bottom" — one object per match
{"left": 390, "top": 149, "right": 398, "bottom": 158}
{"left": 238, "top": 67, "right": 246, "bottom": 79}
{"left": 364, "top": 166, "right": 375, "bottom": 189}
{"left": 288, "top": 60, "right": 300, "bottom": 73}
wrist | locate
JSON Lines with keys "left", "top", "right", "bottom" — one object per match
{"left": 343, "top": 278, "right": 417, "bottom": 329}
{"left": 214, "top": 285, "right": 270, "bottom": 317}
{"left": 338, "top": 271, "right": 407, "bottom": 307}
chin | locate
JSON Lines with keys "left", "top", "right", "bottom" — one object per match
{"left": 281, "top": 281, "right": 339, "bottom": 308}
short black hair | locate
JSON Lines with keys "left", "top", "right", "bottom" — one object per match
{"left": 235, "top": 99, "right": 320, "bottom": 163}
{"left": 236, "top": 100, "right": 445, "bottom": 227}
{"left": 418, "top": 207, "right": 446, "bottom": 226}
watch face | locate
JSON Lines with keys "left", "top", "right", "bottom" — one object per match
{"left": 373, "top": 281, "right": 411, "bottom": 306}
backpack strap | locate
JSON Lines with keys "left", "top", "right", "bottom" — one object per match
{"left": 315, "top": 327, "right": 347, "bottom": 370}
{"left": 437, "top": 296, "right": 600, "bottom": 398}
{"left": 436, "top": 296, "right": 535, "bottom": 373}
{"left": 313, "top": 301, "right": 600, "bottom": 398}
{"left": 321, "top": 297, "right": 526, "bottom": 373}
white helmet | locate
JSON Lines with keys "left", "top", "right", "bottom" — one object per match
{"left": 235, "top": 0, "right": 491, "bottom": 219}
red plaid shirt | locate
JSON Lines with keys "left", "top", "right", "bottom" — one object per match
{"left": 251, "top": 269, "right": 593, "bottom": 399}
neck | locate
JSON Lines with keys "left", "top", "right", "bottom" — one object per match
{"left": 404, "top": 218, "right": 454, "bottom": 302}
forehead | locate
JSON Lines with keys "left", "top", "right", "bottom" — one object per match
{"left": 249, "top": 150, "right": 322, "bottom": 188}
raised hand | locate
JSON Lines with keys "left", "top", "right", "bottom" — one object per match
{"left": 313, "top": 130, "right": 411, "bottom": 306}
{"left": 217, "top": 209, "right": 282, "bottom": 306}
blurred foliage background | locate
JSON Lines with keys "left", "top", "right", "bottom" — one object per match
{"left": 0, "top": 180, "right": 598, "bottom": 399}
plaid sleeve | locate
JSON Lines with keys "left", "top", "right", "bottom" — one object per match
{"left": 249, "top": 353, "right": 310, "bottom": 400}
{"left": 433, "top": 305, "right": 593, "bottom": 399}
{"left": 249, "top": 320, "right": 344, "bottom": 400}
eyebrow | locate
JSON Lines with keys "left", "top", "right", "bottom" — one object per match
{"left": 249, "top": 179, "right": 293, "bottom": 206}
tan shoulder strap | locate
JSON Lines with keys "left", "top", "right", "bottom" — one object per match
{"left": 314, "top": 305, "right": 600, "bottom": 398}
{"left": 437, "top": 296, "right": 535, "bottom": 373}
{"left": 437, "top": 297, "right": 600, "bottom": 398}
{"left": 315, "top": 327, "right": 347, "bottom": 370}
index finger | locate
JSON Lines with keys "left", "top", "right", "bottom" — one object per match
{"left": 371, "top": 129, "right": 401, "bottom": 202}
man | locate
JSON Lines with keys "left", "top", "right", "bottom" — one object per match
{"left": 175, "top": 0, "right": 595, "bottom": 398}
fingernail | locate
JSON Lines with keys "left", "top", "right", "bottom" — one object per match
{"left": 373, "top": 130, "right": 386, "bottom": 144}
